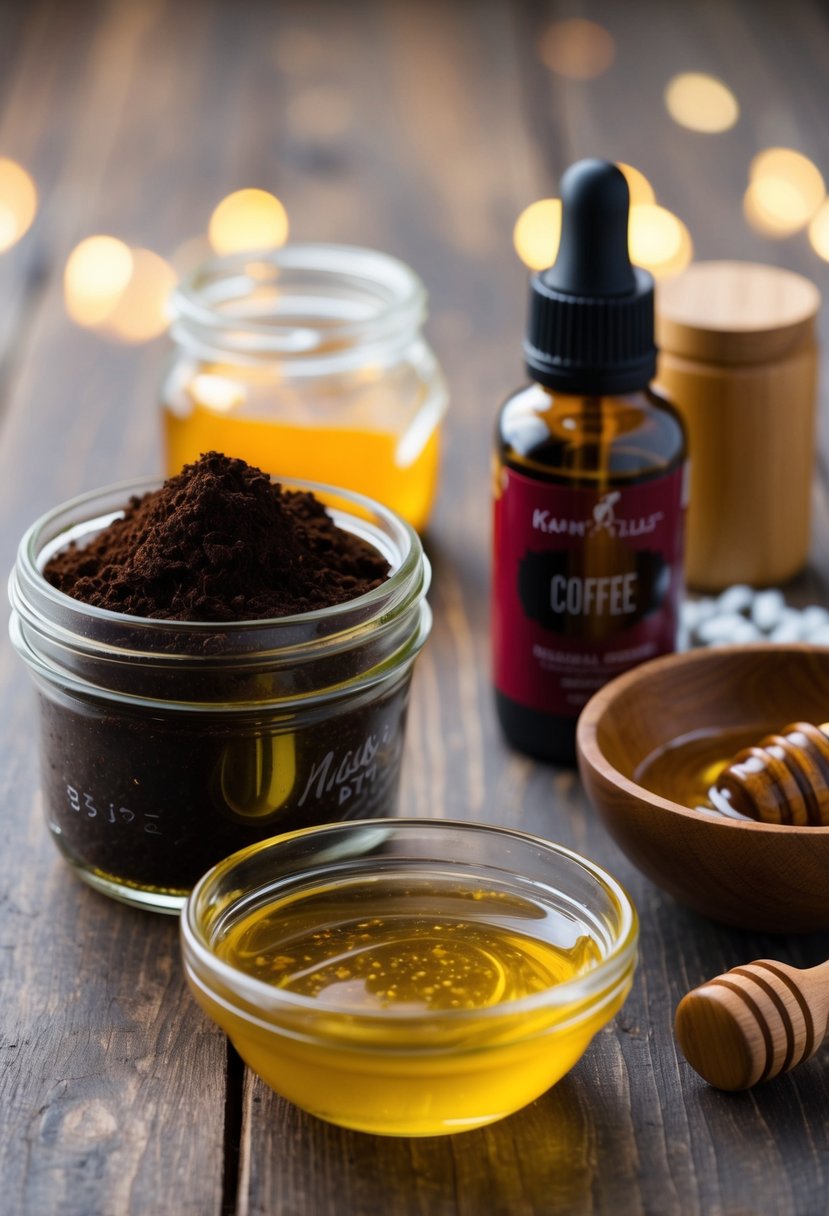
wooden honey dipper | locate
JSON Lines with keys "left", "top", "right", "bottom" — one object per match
{"left": 675, "top": 957, "right": 829, "bottom": 1090}
{"left": 712, "top": 721, "right": 829, "bottom": 825}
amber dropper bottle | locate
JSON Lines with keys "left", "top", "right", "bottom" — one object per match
{"left": 492, "top": 160, "right": 687, "bottom": 765}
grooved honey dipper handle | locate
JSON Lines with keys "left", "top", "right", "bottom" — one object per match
{"left": 675, "top": 958, "right": 829, "bottom": 1090}
{"left": 713, "top": 721, "right": 829, "bottom": 825}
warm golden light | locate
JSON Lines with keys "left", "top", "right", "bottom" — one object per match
{"left": 208, "top": 189, "right": 289, "bottom": 256}
{"left": 745, "top": 148, "right": 825, "bottom": 236}
{"left": 628, "top": 204, "right": 693, "bottom": 278}
{"left": 538, "top": 19, "right": 615, "bottom": 80}
{"left": 664, "top": 73, "right": 739, "bottom": 133}
{"left": 0, "top": 158, "right": 37, "bottom": 253}
{"left": 64, "top": 236, "right": 134, "bottom": 327}
{"left": 513, "top": 198, "right": 562, "bottom": 270}
{"left": 617, "top": 163, "right": 655, "bottom": 207}
{"left": 190, "top": 373, "right": 246, "bottom": 412}
{"left": 808, "top": 201, "right": 829, "bottom": 261}
{"left": 0, "top": 204, "right": 18, "bottom": 253}
{"left": 103, "top": 248, "right": 177, "bottom": 343}
{"left": 514, "top": 194, "right": 692, "bottom": 278}
{"left": 744, "top": 179, "right": 807, "bottom": 236}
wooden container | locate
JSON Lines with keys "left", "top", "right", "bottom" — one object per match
{"left": 576, "top": 644, "right": 829, "bottom": 933}
{"left": 656, "top": 262, "right": 820, "bottom": 591}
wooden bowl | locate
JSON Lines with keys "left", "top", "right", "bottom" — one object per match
{"left": 576, "top": 645, "right": 829, "bottom": 933}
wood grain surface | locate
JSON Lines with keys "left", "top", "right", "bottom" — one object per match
{"left": 1, "top": 1, "right": 829, "bottom": 1214}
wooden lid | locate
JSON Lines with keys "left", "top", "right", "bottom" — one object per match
{"left": 656, "top": 261, "right": 820, "bottom": 364}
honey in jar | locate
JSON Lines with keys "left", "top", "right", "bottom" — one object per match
{"left": 162, "top": 246, "right": 448, "bottom": 532}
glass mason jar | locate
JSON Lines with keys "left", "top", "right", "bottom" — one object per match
{"left": 9, "top": 477, "right": 431, "bottom": 914}
{"left": 161, "top": 245, "right": 449, "bottom": 532}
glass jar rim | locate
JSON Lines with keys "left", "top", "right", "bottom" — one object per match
{"left": 9, "top": 473, "right": 431, "bottom": 712}
{"left": 169, "top": 244, "right": 429, "bottom": 367}
{"left": 12, "top": 471, "right": 424, "bottom": 634}
{"left": 181, "top": 818, "right": 639, "bottom": 1039}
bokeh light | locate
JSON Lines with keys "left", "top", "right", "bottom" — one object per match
{"left": 618, "top": 163, "right": 655, "bottom": 207}
{"left": 744, "top": 179, "right": 808, "bottom": 236}
{"left": 744, "top": 148, "right": 825, "bottom": 236}
{"left": 0, "top": 158, "right": 38, "bottom": 253}
{"left": 208, "top": 189, "right": 289, "bottom": 255}
{"left": 514, "top": 181, "right": 691, "bottom": 279}
{"left": 664, "top": 73, "right": 739, "bottom": 133}
{"left": 103, "top": 248, "right": 177, "bottom": 343}
{"left": 513, "top": 198, "right": 562, "bottom": 270}
{"left": 628, "top": 204, "right": 693, "bottom": 278}
{"left": 190, "top": 373, "right": 246, "bottom": 412}
{"left": 808, "top": 201, "right": 829, "bottom": 262}
{"left": 538, "top": 19, "right": 615, "bottom": 80}
{"left": 64, "top": 238, "right": 177, "bottom": 342}
{"left": 64, "top": 237, "right": 134, "bottom": 327}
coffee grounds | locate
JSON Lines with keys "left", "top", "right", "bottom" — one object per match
{"left": 44, "top": 451, "right": 390, "bottom": 621}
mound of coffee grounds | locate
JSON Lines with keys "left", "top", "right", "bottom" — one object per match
{"left": 44, "top": 451, "right": 390, "bottom": 621}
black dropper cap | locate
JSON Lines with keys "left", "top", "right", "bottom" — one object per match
{"left": 523, "top": 159, "right": 656, "bottom": 396}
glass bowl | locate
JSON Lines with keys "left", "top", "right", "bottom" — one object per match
{"left": 180, "top": 818, "right": 638, "bottom": 1137}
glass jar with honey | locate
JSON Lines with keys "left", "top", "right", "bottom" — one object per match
{"left": 162, "top": 245, "right": 448, "bottom": 531}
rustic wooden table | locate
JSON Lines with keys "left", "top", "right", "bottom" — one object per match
{"left": 2, "top": 2, "right": 829, "bottom": 1213}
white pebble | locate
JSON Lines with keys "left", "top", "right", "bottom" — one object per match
{"left": 777, "top": 607, "right": 805, "bottom": 634}
{"left": 696, "top": 613, "right": 762, "bottom": 645}
{"left": 727, "top": 619, "right": 763, "bottom": 643}
{"left": 676, "top": 608, "right": 692, "bottom": 650}
{"left": 680, "top": 600, "right": 705, "bottom": 630}
{"left": 716, "top": 584, "right": 755, "bottom": 615}
{"left": 751, "top": 589, "right": 786, "bottom": 632}
{"left": 692, "top": 597, "right": 719, "bottom": 624}
{"left": 800, "top": 605, "right": 829, "bottom": 634}
{"left": 768, "top": 618, "right": 804, "bottom": 643}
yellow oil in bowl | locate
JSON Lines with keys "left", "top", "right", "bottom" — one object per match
{"left": 182, "top": 820, "right": 638, "bottom": 1136}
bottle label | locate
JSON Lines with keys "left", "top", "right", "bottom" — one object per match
{"left": 492, "top": 464, "right": 686, "bottom": 717}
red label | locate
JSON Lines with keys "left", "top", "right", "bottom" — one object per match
{"left": 492, "top": 464, "right": 686, "bottom": 717}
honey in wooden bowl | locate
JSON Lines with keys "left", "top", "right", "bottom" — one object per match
{"left": 639, "top": 719, "right": 829, "bottom": 826}
{"left": 576, "top": 644, "right": 829, "bottom": 933}
{"left": 635, "top": 726, "right": 763, "bottom": 818}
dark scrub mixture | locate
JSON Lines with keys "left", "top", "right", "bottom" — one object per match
{"left": 39, "top": 453, "right": 405, "bottom": 896}
{"left": 44, "top": 450, "right": 389, "bottom": 619}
